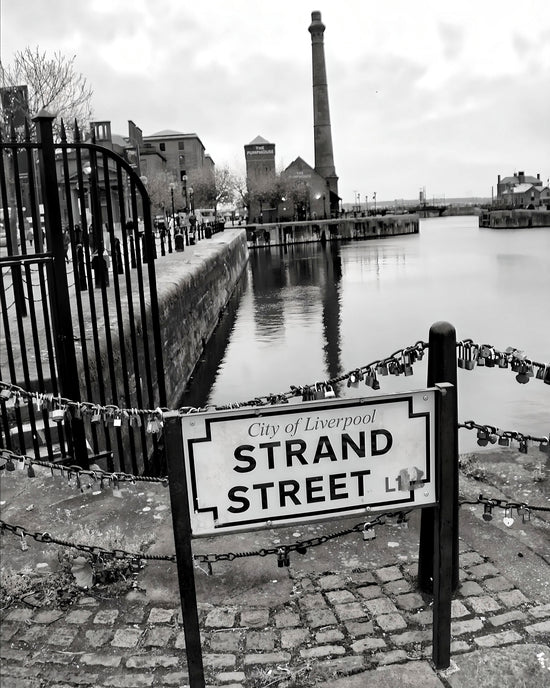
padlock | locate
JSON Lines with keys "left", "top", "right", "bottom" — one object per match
{"left": 502, "top": 507, "right": 514, "bottom": 528}
{"left": 91, "top": 406, "right": 102, "bottom": 423}
{"left": 20, "top": 533, "right": 29, "bottom": 551}
{"left": 457, "top": 342, "right": 465, "bottom": 369}
{"left": 362, "top": 524, "right": 376, "bottom": 541}
{"left": 498, "top": 434, "right": 510, "bottom": 447}
{"left": 377, "top": 361, "right": 389, "bottom": 376}
{"left": 544, "top": 366, "right": 550, "bottom": 385}
{"left": 402, "top": 352, "right": 413, "bottom": 376}
{"left": 518, "top": 438, "right": 528, "bottom": 454}
{"left": 476, "top": 428, "right": 489, "bottom": 446}
{"left": 482, "top": 503, "right": 493, "bottom": 521}
{"left": 464, "top": 343, "right": 476, "bottom": 371}
{"left": 498, "top": 352, "right": 508, "bottom": 368}
{"left": 51, "top": 406, "right": 66, "bottom": 422}
{"left": 324, "top": 383, "right": 336, "bottom": 398}
{"left": 515, "top": 362, "right": 530, "bottom": 384}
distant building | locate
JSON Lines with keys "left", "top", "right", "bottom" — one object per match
{"left": 141, "top": 130, "right": 212, "bottom": 205}
{"left": 496, "top": 171, "right": 549, "bottom": 208}
{"left": 280, "top": 157, "right": 330, "bottom": 221}
{"left": 244, "top": 135, "right": 276, "bottom": 222}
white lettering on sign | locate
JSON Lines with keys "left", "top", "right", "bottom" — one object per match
{"left": 180, "top": 391, "right": 437, "bottom": 536}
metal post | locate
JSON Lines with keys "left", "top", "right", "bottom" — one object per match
{"left": 164, "top": 414, "right": 205, "bottom": 688}
{"left": 418, "top": 321, "right": 459, "bottom": 593}
{"left": 33, "top": 109, "right": 89, "bottom": 467}
{"left": 432, "top": 381, "right": 454, "bottom": 669}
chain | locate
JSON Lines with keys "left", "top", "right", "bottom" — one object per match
{"left": 0, "top": 511, "right": 411, "bottom": 570}
{"left": 459, "top": 421, "right": 549, "bottom": 454}
{"left": 2, "top": 490, "right": 549, "bottom": 572}
{"left": 0, "top": 519, "right": 175, "bottom": 563}
{"left": 457, "top": 340, "right": 550, "bottom": 383}
{"left": 2, "top": 338, "right": 549, "bottom": 425}
{"left": 0, "top": 448, "right": 167, "bottom": 486}
{"left": 459, "top": 493, "right": 550, "bottom": 518}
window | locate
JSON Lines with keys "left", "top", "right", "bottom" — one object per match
{"left": 178, "top": 141, "right": 185, "bottom": 150}
{"left": 159, "top": 142, "right": 165, "bottom": 151}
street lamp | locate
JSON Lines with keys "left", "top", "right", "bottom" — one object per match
{"left": 83, "top": 160, "right": 107, "bottom": 288}
{"left": 169, "top": 181, "right": 180, "bottom": 252}
{"left": 373, "top": 192, "right": 377, "bottom": 215}
{"left": 365, "top": 194, "right": 368, "bottom": 214}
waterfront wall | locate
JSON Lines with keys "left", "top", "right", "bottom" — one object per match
{"left": 155, "top": 228, "right": 249, "bottom": 407}
{"left": 479, "top": 209, "right": 550, "bottom": 229}
{"left": 246, "top": 214, "right": 419, "bottom": 248}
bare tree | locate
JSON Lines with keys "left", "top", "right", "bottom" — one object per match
{"left": 189, "top": 165, "right": 237, "bottom": 218}
{"left": 143, "top": 170, "right": 182, "bottom": 218}
{"left": 1, "top": 47, "right": 93, "bottom": 135}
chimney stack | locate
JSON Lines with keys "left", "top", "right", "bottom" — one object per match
{"left": 309, "top": 11, "right": 339, "bottom": 216}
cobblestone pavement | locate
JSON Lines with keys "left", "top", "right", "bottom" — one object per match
{"left": 2, "top": 539, "right": 550, "bottom": 688}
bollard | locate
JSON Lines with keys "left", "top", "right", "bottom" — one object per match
{"left": 418, "top": 321, "right": 459, "bottom": 594}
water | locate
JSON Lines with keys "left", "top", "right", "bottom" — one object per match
{"left": 181, "top": 216, "right": 550, "bottom": 454}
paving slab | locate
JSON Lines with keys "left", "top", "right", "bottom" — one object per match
{"left": 328, "top": 660, "right": 445, "bottom": 687}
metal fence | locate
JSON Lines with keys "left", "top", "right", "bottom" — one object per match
{"left": 0, "top": 112, "right": 166, "bottom": 474}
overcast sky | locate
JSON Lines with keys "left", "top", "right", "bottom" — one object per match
{"left": 2, "top": 0, "right": 549, "bottom": 203}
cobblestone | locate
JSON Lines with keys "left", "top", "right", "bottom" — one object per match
{"left": 0, "top": 539, "right": 546, "bottom": 687}
{"left": 525, "top": 620, "right": 550, "bottom": 635}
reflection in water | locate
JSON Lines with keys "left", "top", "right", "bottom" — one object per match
{"left": 181, "top": 217, "right": 550, "bottom": 454}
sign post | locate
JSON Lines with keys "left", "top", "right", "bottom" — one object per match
{"left": 166, "top": 327, "right": 457, "bottom": 682}
{"left": 165, "top": 416, "right": 205, "bottom": 687}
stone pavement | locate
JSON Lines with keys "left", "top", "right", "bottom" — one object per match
{"left": 1, "top": 452, "right": 549, "bottom": 687}
{"left": 1, "top": 541, "right": 550, "bottom": 687}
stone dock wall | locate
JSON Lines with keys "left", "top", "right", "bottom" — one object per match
{"left": 245, "top": 214, "right": 419, "bottom": 248}
{"left": 479, "top": 209, "right": 550, "bottom": 229}
{"left": 155, "top": 228, "right": 249, "bottom": 408}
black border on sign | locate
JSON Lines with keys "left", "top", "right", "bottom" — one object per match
{"left": 184, "top": 393, "right": 433, "bottom": 531}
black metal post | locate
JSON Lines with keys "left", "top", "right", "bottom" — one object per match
{"left": 418, "top": 321, "right": 459, "bottom": 593}
{"left": 33, "top": 109, "right": 89, "bottom": 467}
{"left": 432, "top": 381, "right": 454, "bottom": 669}
{"left": 164, "top": 414, "right": 205, "bottom": 688}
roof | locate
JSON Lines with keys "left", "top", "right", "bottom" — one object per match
{"left": 503, "top": 183, "right": 537, "bottom": 194}
{"left": 148, "top": 129, "right": 185, "bottom": 137}
{"left": 500, "top": 174, "right": 541, "bottom": 185}
{"left": 248, "top": 135, "right": 272, "bottom": 145}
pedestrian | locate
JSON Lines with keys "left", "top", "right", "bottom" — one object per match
{"left": 62, "top": 227, "right": 70, "bottom": 262}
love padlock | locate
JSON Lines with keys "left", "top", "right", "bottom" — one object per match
{"left": 502, "top": 507, "right": 514, "bottom": 528}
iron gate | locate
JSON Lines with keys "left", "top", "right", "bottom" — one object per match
{"left": 0, "top": 111, "right": 166, "bottom": 474}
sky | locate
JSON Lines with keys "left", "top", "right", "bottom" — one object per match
{"left": 1, "top": 0, "right": 549, "bottom": 204}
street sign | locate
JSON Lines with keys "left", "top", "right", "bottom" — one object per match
{"left": 180, "top": 390, "right": 437, "bottom": 536}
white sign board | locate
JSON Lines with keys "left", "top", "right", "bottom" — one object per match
{"left": 180, "top": 390, "right": 438, "bottom": 536}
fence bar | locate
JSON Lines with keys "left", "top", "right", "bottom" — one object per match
{"left": 418, "top": 321, "right": 459, "bottom": 593}
{"left": 33, "top": 110, "right": 89, "bottom": 467}
{"left": 165, "top": 414, "right": 205, "bottom": 688}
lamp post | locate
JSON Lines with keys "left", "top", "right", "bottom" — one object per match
{"left": 365, "top": 194, "right": 368, "bottom": 215}
{"left": 83, "top": 160, "right": 107, "bottom": 288}
{"left": 169, "top": 181, "right": 181, "bottom": 252}
{"left": 373, "top": 192, "right": 377, "bottom": 215}
{"left": 169, "top": 182, "right": 176, "bottom": 231}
